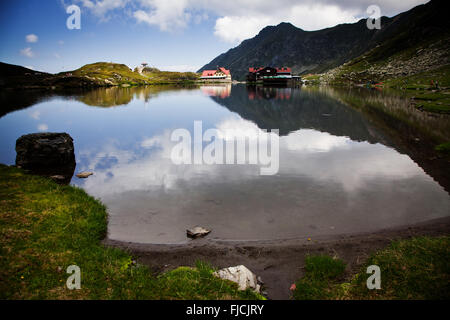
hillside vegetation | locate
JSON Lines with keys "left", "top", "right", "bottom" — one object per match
{"left": 0, "top": 62, "right": 200, "bottom": 89}
{"left": 68, "top": 62, "right": 149, "bottom": 86}
{"left": 141, "top": 67, "right": 199, "bottom": 83}
{"left": 68, "top": 62, "right": 199, "bottom": 86}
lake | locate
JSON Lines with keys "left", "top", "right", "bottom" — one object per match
{"left": 0, "top": 84, "right": 449, "bottom": 244}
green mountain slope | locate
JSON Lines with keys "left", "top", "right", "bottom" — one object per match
{"left": 0, "top": 62, "right": 200, "bottom": 88}
{"left": 67, "top": 62, "right": 149, "bottom": 86}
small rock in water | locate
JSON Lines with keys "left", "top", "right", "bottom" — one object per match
{"left": 186, "top": 226, "right": 211, "bottom": 238}
{"left": 213, "top": 265, "right": 261, "bottom": 293}
{"left": 76, "top": 172, "right": 93, "bottom": 179}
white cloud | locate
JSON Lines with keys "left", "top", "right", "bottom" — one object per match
{"left": 283, "top": 129, "right": 351, "bottom": 153}
{"left": 38, "top": 124, "right": 48, "bottom": 131}
{"left": 29, "top": 110, "right": 40, "bottom": 119}
{"left": 24, "top": 65, "right": 35, "bottom": 70}
{"left": 75, "top": 0, "right": 129, "bottom": 19}
{"left": 141, "top": 136, "right": 162, "bottom": 148}
{"left": 26, "top": 34, "right": 38, "bottom": 43}
{"left": 133, "top": 0, "right": 428, "bottom": 43}
{"left": 20, "top": 47, "right": 34, "bottom": 58}
{"left": 214, "top": 15, "right": 274, "bottom": 43}
{"left": 78, "top": 0, "right": 429, "bottom": 43}
{"left": 54, "top": 53, "right": 61, "bottom": 59}
{"left": 194, "top": 12, "right": 208, "bottom": 24}
{"left": 215, "top": 117, "right": 262, "bottom": 141}
{"left": 213, "top": 3, "right": 366, "bottom": 43}
{"left": 134, "top": 0, "right": 192, "bottom": 31}
{"left": 78, "top": 120, "right": 431, "bottom": 198}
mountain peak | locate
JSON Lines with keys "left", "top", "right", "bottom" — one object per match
{"left": 276, "top": 22, "right": 300, "bottom": 29}
{"left": 259, "top": 22, "right": 300, "bottom": 33}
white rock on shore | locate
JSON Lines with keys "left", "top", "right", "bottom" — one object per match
{"left": 186, "top": 226, "right": 211, "bottom": 238}
{"left": 213, "top": 265, "right": 261, "bottom": 293}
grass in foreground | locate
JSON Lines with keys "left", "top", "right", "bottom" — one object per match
{"left": 435, "top": 142, "right": 450, "bottom": 154}
{"left": 293, "top": 237, "right": 450, "bottom": 300}
{"left": 292, "top": 255, "right": 346, "bottom": 300}
{"left": 0, "top": 164, "right": 263, "bottom": 300}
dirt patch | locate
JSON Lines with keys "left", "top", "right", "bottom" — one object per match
{"left": 104, "top": 217, "right": 450, "bottom": 300}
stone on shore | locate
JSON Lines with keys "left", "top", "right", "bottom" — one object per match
{"left": 16, "top": 132, "right": 75, "bottom": 168}
{"left": 213, "top": 265, "right": 261, "bottom": 293}
{"left": 186, "top": 226, "right": 211, "bottom": 239}
{"left": 15, "top": 132, "right": 76, "bottom": 184}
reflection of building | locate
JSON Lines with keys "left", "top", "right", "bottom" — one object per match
{"left": 247, "top": 67, "right": 295, "bottom": 84}
{"left": 200, "top": 67, "right": 232, "bottom": 82}
{"left": 247, "top": 86, "right": 293, "bottom": 100}
{"left": 200, "top": 84, "right": 232, "bottom": 98}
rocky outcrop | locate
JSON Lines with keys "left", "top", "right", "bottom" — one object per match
{"left": 15, "top": 132, "right": 76, "bottom": 184}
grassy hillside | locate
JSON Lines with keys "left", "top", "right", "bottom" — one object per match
{"left": 140, "top": 67, "right": 199, "bottom": 83}
{"left": 0, "top": 164, "right": 263, "bottom": 300}
{"left": 0, "top": 62, "right": 200, "bottom": 88}
{"left": 68, "top": 62, "right": 149, "bottom": 86}
{"left": 68, "top": 62, "right": 199, "bottom": 86}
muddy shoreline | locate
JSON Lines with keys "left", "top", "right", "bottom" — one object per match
{"left": 104, "top": 216, "right": 450, "bottom": 300}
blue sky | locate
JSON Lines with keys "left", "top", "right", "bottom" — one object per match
{"left": 0, "top": 0, "right": 428, "bottom": 74}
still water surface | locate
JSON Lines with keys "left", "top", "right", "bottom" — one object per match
{"left": 0, "top": 85, "right": 448, "bottom": 243}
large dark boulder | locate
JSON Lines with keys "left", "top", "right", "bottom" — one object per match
{"left": 15, "top": 132, "right": 76, "bottom": 184}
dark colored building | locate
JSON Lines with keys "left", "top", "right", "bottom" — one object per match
{"left": 247, "top": 67, "right": 293, "bottom": 83}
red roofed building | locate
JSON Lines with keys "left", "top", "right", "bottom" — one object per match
{"left": 276, "top": 67, "right": 292, "bottom": 75}
{"left": 200, "top": 67, "right": 232, "bottom": 82}
{"left": 248, "top": 67, "right": 263, "bottom": 73}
